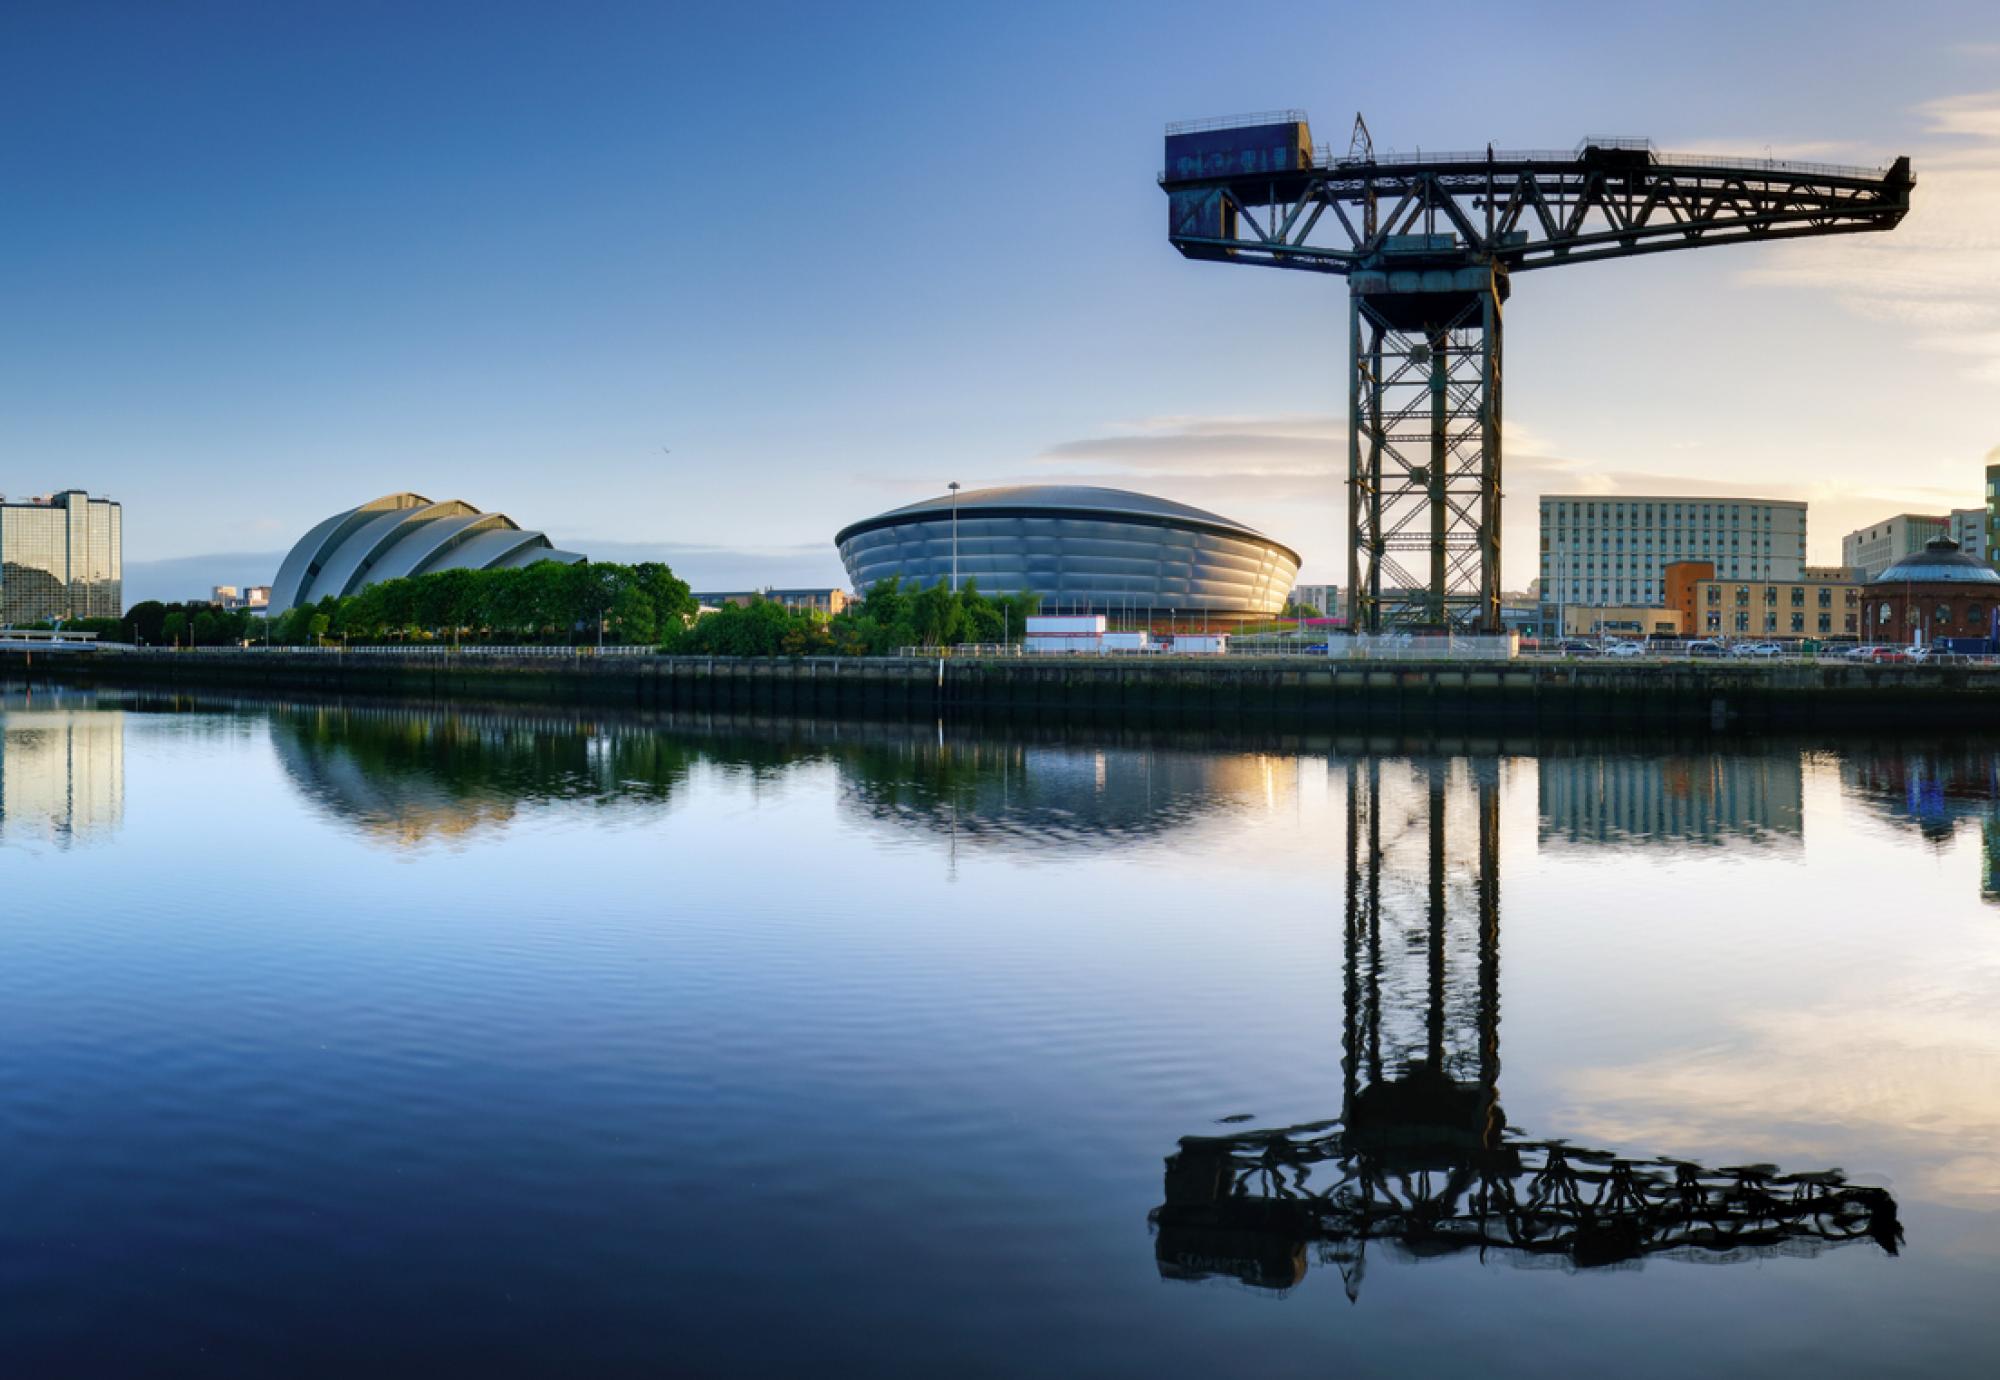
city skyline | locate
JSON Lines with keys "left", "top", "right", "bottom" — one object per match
{"left": 1, "top": 1, "right": 1995, "bottom": 592}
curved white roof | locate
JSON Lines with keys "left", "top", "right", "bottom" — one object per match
{"left": 268, "top": 492, "right": 584, "bottom": 616}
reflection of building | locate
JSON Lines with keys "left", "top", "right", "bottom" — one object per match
{"left": 0, "top": 490, "right": 122, "bottom": 624}
{"left": 268, "top": 705, "right": 693, "bottom": 848}
{"left": 1538, "top": 753, "right": 1803, "bottom": 850}
{"left": 1539, "top": 495, "right": 1806, "bottom": 633}
{"left": 0, "top": 706, "right": 125, "bottom": 847}
{"left": 1150, "top": 756, "right": 1898, "bottom": 1295}
{"left": 837, "top": 738, "right": 1298, "bottom": 856}
{"left": 1667, "top": 561, "right": 1862, "bottom": 639}
{"left": 836, "top": 485, "right": 1300, "bottom": 625}
{"left": 1840, "top": 747, "right": 2000, "bottom": 903}
{"left": 268, "top": 493, "right": 584, "bottom": 618}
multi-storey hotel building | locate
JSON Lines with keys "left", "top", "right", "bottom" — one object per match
{"left": 1538, "top": 494, "right": 1806, "bottom": 634}
{"left": 0, "top": 490, "right": 122, "bottom": 625}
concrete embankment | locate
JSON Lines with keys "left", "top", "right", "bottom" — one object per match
{"left": 9, "top": 649, "right": 2000, "bottom": 729}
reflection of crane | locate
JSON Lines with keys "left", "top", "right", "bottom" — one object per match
{"left": 1160, "top": 117, "right": 1913, "bottom": 631}
{"left": 1149, "top": 757, "right": 1901, "bottom": 1297}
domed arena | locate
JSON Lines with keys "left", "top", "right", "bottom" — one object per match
{"left": 268, "top": 493, "right": 584, "bottom": 618}
{"left": 833, "top": 485, "right": 1300, "bottom": 624}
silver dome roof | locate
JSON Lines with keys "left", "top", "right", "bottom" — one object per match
{"left": 1873, "top": 536, "right": 2000, "bottom": 585}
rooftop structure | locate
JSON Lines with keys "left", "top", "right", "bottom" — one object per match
{"left": 268, "top": 493, "right": 583, "bottom": 618}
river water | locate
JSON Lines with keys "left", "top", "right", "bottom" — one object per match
{"left": 1, "top": 687, "right": 1995, "bottom": 1375}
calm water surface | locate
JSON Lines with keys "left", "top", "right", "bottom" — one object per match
{"left": 3, "top": 687, "right": 1998, "bottom": 1375}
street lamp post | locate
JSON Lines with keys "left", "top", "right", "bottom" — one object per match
{"left": 948, "top": 481, "right": 961, "bottom": 593}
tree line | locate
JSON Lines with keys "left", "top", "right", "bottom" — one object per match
{"left": 664, "top": 578, "right": 1040, "bottom": 656}
{"left": 72, "top": 564, "right": 1041, "bottom": 654}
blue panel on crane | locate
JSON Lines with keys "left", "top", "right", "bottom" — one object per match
{"left": 1162, "top": 121, "right": 1312, "bottom": 184}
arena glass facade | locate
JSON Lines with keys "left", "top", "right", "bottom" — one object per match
{"left": 834, "top": 485, "right": 1300, "bottom": 624}
{"left": 0, "top": 490, "right": 122, "bottom": 625}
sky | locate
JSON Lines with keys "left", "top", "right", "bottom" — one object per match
{"left": 1, "top": 0, "right": 1996, "bottom": 598}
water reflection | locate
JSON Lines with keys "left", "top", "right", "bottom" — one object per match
{"left": 267, "top": 703, "right": 702, "bottom": 848}
{"left": 1538, "top": 750, "right": 1802, "bottom": 851}
{"left": 1840, "top": 747, "right": 2000, "bottom": 902}
{"left": 836, "top": 736, "right": 1299, "bottom": 856}
{"left": 0, "top": 691, "right": 123, "bottom": 848}
{"left": 1150, "top": 757, "right": 1900, "bottom": 1296}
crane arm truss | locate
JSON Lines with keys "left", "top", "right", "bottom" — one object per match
{"left": 1163, "top": 147, "right": 1913, "bottom": 274}
{"left": 1151, "top": 1121, "right": 1902, "bottom": 1293}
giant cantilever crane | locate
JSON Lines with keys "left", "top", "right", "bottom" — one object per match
{"left": 1161, "top": 114, "right": 1914, "bottom": 631}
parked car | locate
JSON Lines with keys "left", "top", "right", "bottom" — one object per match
{"left": 1728, "top": 641, "right": 1783, "bottom": 659}
{"left": 1685, "top": 639, "right": 1726, "bottom": 658}
{"left": 1554, "top": 640, "right": 1598, "bottom": 656}
{"left": 1604, "top": 641, "right": 1645, "bottom": 658}
{"left": 1858, "top": 646, "right": 1911, "bottom": 663}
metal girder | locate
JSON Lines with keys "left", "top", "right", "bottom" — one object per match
{"left": 1150, "top": 754, "right": 1903, "bottom": 1297}
{"left": 1347, "top": 275, "right": 1502, "bottom": 632}
{"left": 1163, "top": 149, "right": 1913, "bottom": 273}
{"left": 1162, "top": 129, "right": 1911, "bottom": 637}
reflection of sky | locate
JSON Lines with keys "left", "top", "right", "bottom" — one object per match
{"left": 10, "top": 708, "right": 2000, "bottom": 1371}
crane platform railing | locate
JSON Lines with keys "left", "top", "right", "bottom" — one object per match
{"left": 1162, "top": 144, "right": 1896, "bottom": 185}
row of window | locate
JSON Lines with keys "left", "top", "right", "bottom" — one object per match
{"left": 1705, "top": 612, "right": 1861, "bottom": 633}
{"left": 1704, "top": 587, "right": 1858, "bottom": 607}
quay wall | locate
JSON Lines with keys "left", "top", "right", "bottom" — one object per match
{"left": 9, "top": 650, "right": 2000, "bottom": 729}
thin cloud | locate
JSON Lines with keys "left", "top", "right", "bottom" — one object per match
{"left": 1740, "top": 88, "right": 2000, "bottom": 380}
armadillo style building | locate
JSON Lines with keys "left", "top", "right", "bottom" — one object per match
{"left": 834, "top": 485, "right": 1300, "bottom": 625}
{"left": 269, "top": 493, "right": 584, "bottom": 618}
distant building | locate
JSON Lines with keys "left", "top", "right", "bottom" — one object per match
{"left": 1952, "top": 507, "right": 1988, "bottom": 565}
{"left": 1841, "top": 513, "right": 1948, "bottom": 582}
{"left": 1667, "top": 561, "right": 1862, "bottom": 639}
{"left": 0, "top": 489, "right": 122, "bottom": 625}
{"left": 1539, "top": 495, "right": 1805, "bottom": 636}
{"left": 691, "top": 587, "right": 850, "bottom": 616}
{"left": 1289, "top": 583, "right": 1338, "bottom": 617}
{"left": 1560, "top": 605, "right": 1684, "bottom": 638}
{"left": 212, "top": 585, "right": 270, "bottom": 611}
{"left": 1987, "top": 460, "right": 2000, "bottom": 568}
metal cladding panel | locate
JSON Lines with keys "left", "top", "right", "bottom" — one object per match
{"left": 364, "top": 512, "right": 507, "bottom": 583}
{"left": 1163, "top": 122, "right": 1312, "bottom": 183}
{"left": 836, "top": 510, "right": 1300, "bottom": 618}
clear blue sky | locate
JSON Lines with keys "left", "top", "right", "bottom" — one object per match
{"left": 1, "top": 0, "right": 1995, "bottom": 590}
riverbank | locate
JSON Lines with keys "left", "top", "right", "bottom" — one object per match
{"left": 9, "top": 647, "right": 2000, "bottom": 728}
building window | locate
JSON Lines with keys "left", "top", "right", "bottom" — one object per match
{"left": 1790, "top": 613, "right": 1805, "bottom": 633}
{"left": 1818, "top": 613, "right": 1831, "bottom": 633}
{"left": 1735, "top": 612, "right": 1749, "bottom": 632}
{"left": 1790, "top": 587, "right": 1805, "bottom": 606}
{"left": 1937, "top": 604, "right": 1953, "bottom": 624}
{"left": 1735, "top": 587, "right": 1749, "bottom": 606}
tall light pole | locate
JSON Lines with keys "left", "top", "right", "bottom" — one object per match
{"left": 948, "top": 481, "right": 961, "bottom": 593}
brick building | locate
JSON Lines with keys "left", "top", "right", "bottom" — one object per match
{"left": 1867, "top": 537, "right": 2000, "bottom": 647}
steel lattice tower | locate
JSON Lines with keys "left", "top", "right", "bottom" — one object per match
{"left": 1161, "top": 115, "right": 1913, "bottom": 632}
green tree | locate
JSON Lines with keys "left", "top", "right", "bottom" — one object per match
{"left": 162, "top": 611, "right": 188, "bottom": 646}
{"left": 124, "top": 600, "right": 169, "bottom": 644}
